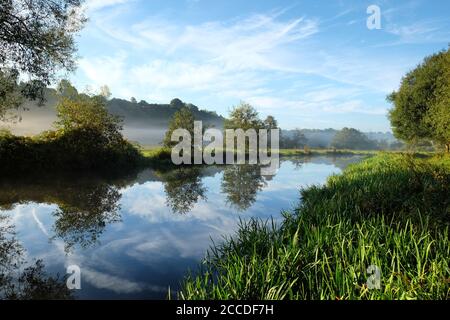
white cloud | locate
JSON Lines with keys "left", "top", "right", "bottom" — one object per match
{"left": 82, "top": 267, "right": 147, "bottom": 294}
{"left": 74, "top": 7, "right": 416, "bottom": 122}
{"left": 385, "top": 20, "right": 449, "bottom": 44}
{"left": 84, "top": 0, "right": 135, "bottom": 12}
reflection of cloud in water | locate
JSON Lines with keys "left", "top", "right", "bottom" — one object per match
{"left": 1, "top": 156, "right": 363, "bottom": 298}
{"left": 82, "top": 268, "right": 151, "bottom": 294}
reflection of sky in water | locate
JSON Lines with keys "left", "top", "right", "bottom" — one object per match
{"left": 1, "top": 157, "right": 362, "bottom": 299}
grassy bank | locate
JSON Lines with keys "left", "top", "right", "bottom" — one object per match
{"left": 140, "top": 146, "right": 431, "bottom": 162}
{"left": 179, "top": 153, "right": 450, "bottom": 300}
{"left": 278, "top": 148, "right": 377, "bottom": 156}
{"left": 140, "top": 147, "right": 378, "bottom": 163}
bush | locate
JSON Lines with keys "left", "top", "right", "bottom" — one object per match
{"left": 0, "top": 83, "right": 143, "bottom": 173}
{"left": 0, "top": 128, "right": 142, "bottom": 173}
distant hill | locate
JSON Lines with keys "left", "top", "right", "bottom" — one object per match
{"left": 0, "top": 92, "right": 225, "bottom": 146}
{"left": 108, "top": 98, "right": 224, "bottom": 127}
{"left": 107, "top": 98, "right": 224, "bottom": 145}
{"left": 1, "top": 91, "right": 396, "bottom": 147}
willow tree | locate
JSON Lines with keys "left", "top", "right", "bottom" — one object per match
{"left": 388, "top": 47, "right": 450, "bottom": 152}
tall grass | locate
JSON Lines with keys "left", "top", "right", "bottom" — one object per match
{"left": 179, "top": 153, "right": 450, "bottom": 300}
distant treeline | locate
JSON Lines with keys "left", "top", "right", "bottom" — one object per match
{"left": 2, "top": 90, "right": 401, "bottom": 150}
{"left": 280, "top": 128, "right": 403, "bottom": 150}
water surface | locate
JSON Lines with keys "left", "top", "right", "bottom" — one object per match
{"left": 0, "top": 155, "right": 365, "bottom": 299}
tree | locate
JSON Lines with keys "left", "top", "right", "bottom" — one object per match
{"left": 292, "top": 128, "right": 308, "bottom": 149}
{"left": 0, "top": 0, "right": 86, "bottom": 119}
{"left": 388, "top": 47, "right": 450, "bottom": 152}
{"left": 224, "top": 102, "right": 264, "bottom": 131}
{"left": 331, "top": 128, "right": 378, "bottom": 150}
{"left": 163, "top": 107, "right": 195, "bottom": 148}
{"left": 280, "top": 129, "right": 308, "bottom": 149}
{"left": 0, "top": 69, "right": 22, "bottom": 121}
{"left": 55, "top": 81, "right": 123, "bottom": 144}
{"left": 224, "top": 102, "right": 264, "bottom": 153}
{"left": 170, "top": 98, "right": 184, "bottom": 108}
{"left": 57, "top": 79, "right": 78, "bottom": 98}
{"left": 263, "top": 115, "right": 278, "bottom": 129}
{"left": 130, "top": 97, "right": 137, "bottom": 104}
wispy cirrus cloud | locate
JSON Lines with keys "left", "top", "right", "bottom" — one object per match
{"left": 73, "top": 1, "right": 448, "bottom": 131}
{"left": 385, "top": 20, "right": 450, "bottom": 44}
{"left": 77, "top": 9, "right": 322, "bottom": 108}
{"left": 84, "top": 0, "right": 136, "bottom": 12}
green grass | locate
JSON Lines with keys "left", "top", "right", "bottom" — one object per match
{"left": 141, "top": 146, "right": 434, "bottom": 161}
{"left": 179, "top": 153, "right": 450, "bottom": 300}
{"left": 278, "top": 148, "right": 378, "bottom": 156}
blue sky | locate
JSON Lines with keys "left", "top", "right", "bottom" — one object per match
{"left": 71, "top": 0, "right": 450, "bottom": 131}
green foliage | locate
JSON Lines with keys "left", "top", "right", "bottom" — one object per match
{"left": 221, "top": 165, "right": 267, "bottom": 211}
{"left": 159, "top": 167, "right": 206, "bottom": 214}
{"left": 280, "top": 129, "right": 308, "bottom": 149}
{"left": 141, "top": 147, "right": 173, "bottom": 162}
{"left": 163, "top": 107, "right": 195, "bottom": 148}
{"left": 180, "top": 154, "right": 450, "bottom": 300}
{"left": 0, "top": 69, "right": 23, "bottom": 121}
{"left": 263, "top": 115, "right": 278, "bottom": 129}
{"left": 55, "top": 89, "right": 123, "bottom": 145}
{"left": 223, "top": 102, "right": 266, "bottom": 154}
{"left": 170, "top": 98, "right": 185, "bottom": 108}
{"left": 0, "top": 0, "right": 86, "bottom": 119}
{"left": 0, "top": 81, "right": 142, "bottom": 172}
{"left": 331, "top": 127, "right": 378, "bottom": 150}
{"left": 388, "top": 47, "right": 450, "bottom": 151}
{"left": 224, "top": 102, "right": 264, "bottom": 131}
{"left": 1, "top": 215, "right": 73, "bottom": 299}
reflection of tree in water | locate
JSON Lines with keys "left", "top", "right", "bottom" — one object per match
{"left": 221, "top": 165, "right": 267, "bottom": 211}
{"left": 159, "top": 167, "right": 207, "bottom": 214}
{"left": 0, "top": 215, "right": 72, "bottom": 300}
{"left": 52, "top": 182, "right": 122, "bottom": 251}
{"left": 0, "top": 172, "right": 132, "bottom": 252}
{"left": 284, "top": 157, "right": 309, "bottom": 170}
{"left": 330, "top": 155, "right": 368, "bottom": 171}
{"left": 281, "top": 155, "right": 367, "bottom": 171}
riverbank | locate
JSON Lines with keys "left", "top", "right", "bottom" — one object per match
{"left": 0, "top": 129, "right": 143, "bottom": 174}
{"left": 141, "top": 146, "right": 434, "bottom": 159}
{"left": 179, "top": 153, "right": 450, "bottom": 300}
{"left": 140, "top": 146, "right": 377, "bottom": 162}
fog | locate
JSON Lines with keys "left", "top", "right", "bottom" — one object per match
{"left": 0, "top": 104, "right": 167, "bottom": 146}
{"left": 123, "top": 126, "right": 166, "bottom": 146}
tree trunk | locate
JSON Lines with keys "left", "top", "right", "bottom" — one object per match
{"left": 446, "top": 143, "right": 450, "bottom": 153}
